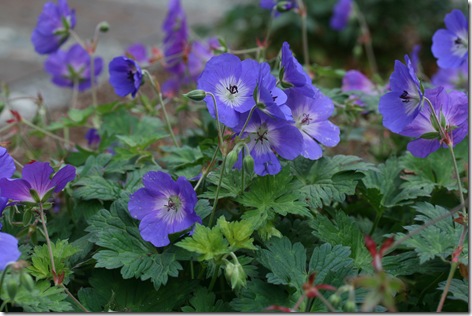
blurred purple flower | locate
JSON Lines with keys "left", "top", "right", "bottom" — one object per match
{"left": 330, "top": 0, "right": 352, "bottom": 31}
{"left": 125, "top": 43, "right": 148, "bottom": 65}
{"left": 399, "top": 87, "right": 468, "bottom": 158}
{"left": 235, "top": 112, "right": 303, "bottom": 176}
{"left": 432, "top": 9, "right": 468, "bottom": 69}
{"left": 260, "top": 0, "right": 297, "bottom": 15}
{"left": 0, "top": 232, "right": 21, "bottom": 271}
{"left": 197, "top": 53, "right": 258, "bottom": 128}
{"left": 128, "top": 171, "right": 201, "bottom": 247}
{"left": 85, "top": 128, "right": 100, "bottom": 148}
{"left": 286, "top": 90, "right": 340, "bottom": 160}
{"left": 44, "top": 44, "right": 103, "bottom": 91}
{"left": 31, "top": 0, "right": 76, "bottom": 54}
{"left": 409, "top": 44, "right": 422, "bottom": 73}
{"left": 0, "top": 162, "right": 76, "bottom": 203}
{"left": 108, "top": 56, "right": 143, "bottom": 98}
{"left": 432, "top": 60, "right": 469, "bottom": 90}
{"left": 342, "top": 70, "right": 376, "bottom": 106}
{"left": 162, "top": 0, "right": 188, "bottom": 75}
{"left": 280, "top": 42, "right": 315, "bottom": 97}
{"left": 379, "top": 55, "right": 423, "bottom": 133}
{"left": 0, "top": 147, "right": 15, "bottom": 215}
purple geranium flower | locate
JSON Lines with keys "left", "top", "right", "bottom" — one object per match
{"left": 399, "top": 87, "right": 468, "bottom": 158}
{"left": 85, "top": 128, "right": 100, "bottom": 148}
{"left": 31, "top": 0, "right": 76, "bottom": 54}
{"left": 162, "top": 0, "right": 188, "bottom": 75}
{"left": 286, "top": 90, "right": 340, "bottom": 160}
{"left": 260, "top": 0, "right": 297, "bottom": 15}
{"left": 128, "top": 171, "right": 201, "bottom": 247}
{"left": 432, "top": 9, "right": 468, "bottom": 69}
{"left": 0, "top": 162, "right": 76, "bottom": 203}
{"left": 235, "top": 112, "right": 303, "bottom": 176}
{"left": 342, "top": 70, "right": 376, "bottom": 106}
{"left": 197, "top": 53, "right": 258, "bottom": 128}
{"left": 432, "top": 60, "right": 469, "bottom": 90}
{"left": 108, "top": 56, "right": 143, "bottom": 98}
{"left": 44, "top": 44, "right": 103, "bottom": 92}
{"left": 125, "top": 43, "right": 148, "bottom": 65}
{"left": 330, "top": 0, "right": 353, "bottom": 31}
{"left": 254, "top": 62, "right": 292, "bottom": 121}
{"left": 0, "top": 147, "right": 15, "bottom": 215}
{"left": 379, "top": 55, "right": 424, "bottom": 133}
{"left": 409, "top": 44, "right": 422, "bottom": 73}
{"left": 280, "top": 42, "right": 315, "bottom": 97}
{"left": 0, "top": 232, "right": 21, "bottom": 271}
{"left": 162, "top": 39, "right": 214, "bottom": 98}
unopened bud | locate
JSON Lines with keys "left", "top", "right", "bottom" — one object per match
{"left": 7, "top": 279, "right": 18, "bottom": 301}
{"left": 225, "top": 149, "right": 239, "bottom": 173}
{"left": 328, "top": 293, "right": 341, "bottom": 306}
{"left": 98, "top": 21, "right": 110, "bottom": 33}
{"left": 344, "top": 301, "right": 357, "bottom": 312}
{"left": 225, "top": 261, "right": 247, "bottom": 290}
{"left": 243, "top": 154, "right": 254, "bottom": 173}
{"left": 183, "top": 90, "right": 207, "bottom": 102}
{"left": 20, "top": 272, "right": 35, "bottom": 292}
{"left": 276, "top": 1, "right": 294, "bottom": 12}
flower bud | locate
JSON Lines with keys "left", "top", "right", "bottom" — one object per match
{"left": 225, "top": 261, "right": 247, "bottom": 291}
{"left": 98, "top": 21, "right": 110, "bottom": 33}
{"left": 225, "top": 149, "right": 240, "bottom": 173}
{"left": 276, "top": 1, "right": 294, "bottom": 12}
{"left": 243, "top": 154, "right": 254, "bottom": 173}
{"left": 328, "top": 293, "right": 341, "bottom": 306}
{"left": 344, "top": 301, "right": 357, "bottom": 312}
{"left": 20, "top": 272, "right": 35, "bottom": 292}
{"left": 183, "top": 90, "right": 207, "bottom": 102}
{"left": 7, "top": 279, "right": 18, "bottom": 301}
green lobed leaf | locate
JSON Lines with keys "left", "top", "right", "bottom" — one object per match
{"left": 73, "top": 175, "right": 121, "bottom": 201}
{"left": 27, "top": 239, "right": 78, "bottom": 282}
{"left": 257, "top": 236, "right": 307, "bottom": 289}
{"left": 181, "top": 287, "right": 229, "bottom": 312}
{"left": 437, "top": 279, "right": 468, "bottom": 303}
{"left": 310, "top": 212, "right": 371, "bottom": 270}
{"left": 86, "top": 199, "right": 182, "bottom": 289}
{"left": 217, "top": 216, "right": 257, "bottom": 251}
{"left": 176, "top": 223, "right": 228, "bottom": 261}
{"left": 238, "top": 167, "right": 311, "bottom": 229}
{"left": 291, "top": 155, "right": 376, "bottom": 209}
{"left": 308, "top": 243, "right": 355, "bottom": 284}
{"left": 395, "top": 202, "right": 468, "bottom": 264}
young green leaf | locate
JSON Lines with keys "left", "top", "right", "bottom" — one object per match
{"left": 176, "top": 223, "right": 228, "bottom": 261}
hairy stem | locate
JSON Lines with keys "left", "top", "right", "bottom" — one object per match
{"left": 353, "top": 2, "right": 378, "bottom": 76}
{"left": 208, "top": 263, "right": 221, "bottom": 291}
{"left": 208, "top": 154, "right": 227, "bottom": 227}
{"left": 436, "top": 225, "right": 468, "bottom": 312}
{"left": 143, "top": 70, "right": 179, "bottom": 147}
{"left": 448, "top": 144, "right": 467, "bottom": 214}
{"left": 38, "top": 203, "right": 57, "bottom": 278}
{"left": 61, "top": 284, "right": 90, "bottom": 313}
{"left": 22, "top": 119, "right": 74, "bottom": 146}
{"left": 238, "top": 105, "right": 257, "bottom": 138}
{"left": 206, "top": 92, "right": 224, "bottom": 149}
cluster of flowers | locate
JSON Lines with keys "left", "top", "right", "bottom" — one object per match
{"left": 379, "top": 9, "right": 468, "bottom": 158}
{"left": 109, "top": 0, "right": 216, "bottom": 98}
{"left": 32, "top": 0, "right": 103, "bottom": 91}
{"left": 196, "top": 42, "right": 340, "bottom": 176}
{"left": 0, "top": 147, "right": 76, "bottom": 271}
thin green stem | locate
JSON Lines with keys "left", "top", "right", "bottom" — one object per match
{"left": 61, "top": 284, "right": 90, "bottom": 312}
{"left": 208, "top": 263, "right": 221, "bottom": 291}
{"left": 22, "top": 119, "right": 74, "bottom": 146}
{"left": 436, "top": 225, "right": 468, "bottom": 312}
{"left": 238, "top": 105, "right": 257, "bottom": 138}
{"left": 143, "top": 70, "right": 179, "bottom": 147}
{"left": 0, "top": 301, "right": 7, "bottom": 312}
{"left": 208, "top": 154, "right": 227, "bottom": 227}
{"left": 206, "top": 92, "right": 224, "bottom": 148}
{"left": 262, "top": 8, "right": 275, "bottom": 59}
{"left": 228, "top": 47, "right": 261, "bottom": 55}
{"left": 448, "top": 144, "right": 467, "bottom": 214}
{"left": 353, "top": 2, "right": 378, "bottom": 76}
{"left": 38, "top": 203, "right": 57, "bottom": 279}
{"left": 0, "top": 265, "right": 10, "bottom": 300}
{"left": 390, "top": 200, "right": 466, "bottom": 250}
{"left": 368, "top": 211, "right": 382, "bottom": 236}
{"left": 316, "top": 291, "right": 337, "bottom": 313}
{"left": 298, "top": 0, "right": 309, "bottom": 66}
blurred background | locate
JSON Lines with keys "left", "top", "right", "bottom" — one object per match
{"left": 0, "top": 0, "right": 467, "bottom": 112}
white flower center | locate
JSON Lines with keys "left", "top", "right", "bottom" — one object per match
{"left": 215, "top": 76, "right": 249, "bottom": 109}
